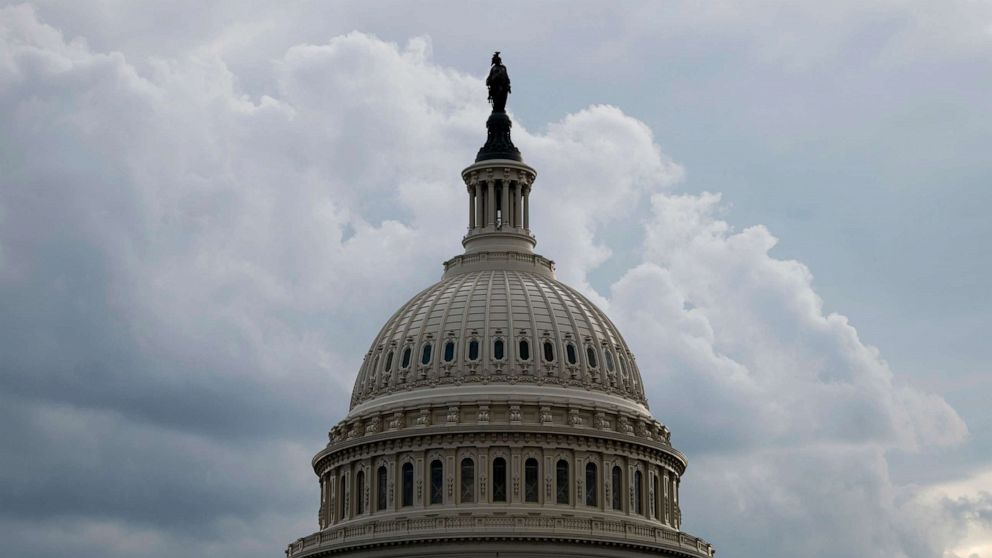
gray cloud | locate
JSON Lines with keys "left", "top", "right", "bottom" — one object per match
{"left": 607, "top": 191, "right": 968, "bottom": 556}
{"left": 0, "top": 3, "right": 988, "bottom": 558}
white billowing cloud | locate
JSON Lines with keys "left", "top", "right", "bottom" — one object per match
{"left": 606, "top": 191, "right": 970, "bottom": 556}
{"left": 0, "top": 4, "right": 981, "bottom": 558}
{"left": 628, "top": 191, "right": 966, "bottom": 451}
{"left": 521, "top": 105, "right": 683, "bottom": 296}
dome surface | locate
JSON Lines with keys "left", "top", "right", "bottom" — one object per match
{"left": 350, "top": 267, "right": 649, "bottom": 416}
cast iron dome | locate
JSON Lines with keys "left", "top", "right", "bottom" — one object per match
{"left": 285, "top": 54, "right": 715, "bottom": 558}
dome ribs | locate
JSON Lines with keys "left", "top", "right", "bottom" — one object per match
{"left": 349, "top": 271, "right": 651, "bottom": 410}
{"left": 572, "top": 288, "right": 646, "bottom": 404}
{"left": 410, "top": 273, "right": 459, "bottom": 382}
{"left": 352, "top": 284, "right": 432, "bottom": 408}
{"left": 544, "top": 278, "right": 587, "bottom": 382}
{"left": 456, "top": 270, "right": 487, "bottom": 372}
{"left": 554, "top": 283, "right": 605, "bottom": 386}
{"left": 481, "top": 269, "right": 496, "bottom": 371}
{"left": 501, "top": 271, "right": 515, "bottom": 366}
{"left": 527, "top": 272, "right": 565, "bottom": 376}
{"left": 433, "top": 271, "right": 475, "bottom": 380}
{"left": 384, "top": 284, "right": 435, "bottom": 391}
{"left": 509, "top": 271, "right": 540, "bottom": 375}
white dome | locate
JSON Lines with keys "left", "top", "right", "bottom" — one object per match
{"left": 350, "top": 266, "right": 648, "bottom": 416}
{"left": 287, "top": 71, "right": 714, "bottom": 558}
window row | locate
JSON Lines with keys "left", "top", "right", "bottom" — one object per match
{"left": 332, "top": 457, "right": 678, "bottom": 522}
{"left": 369, "top": 339, "right": 631, "bottom": 376}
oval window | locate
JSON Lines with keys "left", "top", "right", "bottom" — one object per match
{"left": 468, "top": 340, "right": 480, "bottom": 361}
{"left": 519, "top": 339, "right": 530, "bottom": 361}
{"left": 543, "top": 341, "right": 554, "bottom": 362}
{"left": 566, "top": 343, "right": 577, "bottom": 365}
{"left": 586, "top": 346, "right": 598, "bottom": 368}
{"left": 494, "top": 339, "right": 505, "bottom": 361}
{"left": 401, "top": 347, "right": 412, "bottom": 368}
{"left": 604, "top": 349, "right": 615, "bottom": 371}
{"left": 443, "top": 341, "right": 455, "bottom": 362}
{"left": 384, "top": 351, "right": 393, "bottom": 371}
{"left": 421, "top": 343, "right": 432, "bottom": 365}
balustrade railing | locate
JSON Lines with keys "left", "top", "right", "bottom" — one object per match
{"left": 285, "top": 513, "right": 714, "bottom": 558}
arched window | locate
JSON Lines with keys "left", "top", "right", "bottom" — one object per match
{"left": 460, "top": 458, "right": 475, "bottom": 503}
{"left": 356, "top": 470, "right": 366, "bottom": 514}
{"left": 566, "top": 343, "right": 577, "bottom": 365}
{"left": 492, "top": 457, "right": 507, "bottom": 502}
{"left": 401, "top": 347, "right": 411, "bottom": 369}
{"left": 402, "top": 463, "right": 413, "bottom": 507}
{"left": 430, "top": 460, "right": 443, "bottom": 505}
{"left": 585, "top": 463, "right": 598, "bottom": 506}
{"left": 493, "top": 338, "right": 505, "bottom": 361}
{"left": 556, "top": 459, "right": 570, "bottom": 505}
{"left": 543, "top": 340, "right": 555, "bottom": 362}
{"left": 420, "top": 343, "right": 432, "bottom": 365}
{"left": 376, "top": 465, "right": 388, "bottom": 511}
{"left": 635, "top": 470, "right": 644, "bottom": 514}
{"left": 586, "top": 346, "right": 598, "bottom": 368}
{"left": 611, "top": 466, "right": 623, "bottom": 510}
{"left": 524, "top": 458, "right": 539, "bottom": 502}
{"left": 518, "top": 338, "right": 530, "bottom": 361}
{"left": 605, "top": 349, "right": 615, "bottom": 371}
{"left": 384, "top": 351, "right": 393, "bottom": 372}
{"left": 443, "top": 341, "right": 455, "bottom": 362}
{"left": 468, "top": 339, "right": 480, "bottom": 361}
{"left": 339, "top": 474, "right": 346, "bottom": 519}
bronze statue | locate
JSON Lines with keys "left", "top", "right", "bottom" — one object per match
{"left": 476, "top": 51, "right": 521, "bottom": 162}
{"left": 486, "top": 51, "right": 511, "bottom": 112}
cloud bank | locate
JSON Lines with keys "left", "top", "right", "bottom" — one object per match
{"left": 0, "top": 4, "right": 978, "bottom": 558}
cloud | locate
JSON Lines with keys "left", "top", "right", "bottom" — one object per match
{"left": 0, "top": 4, "right": 982, "bottom": 558}
{"left": 607, "top": 191, "right": 969, "bottom": 556}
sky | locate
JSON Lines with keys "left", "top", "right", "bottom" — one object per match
{"left": 0, "top": 1, "right": 990, "bottom": 557}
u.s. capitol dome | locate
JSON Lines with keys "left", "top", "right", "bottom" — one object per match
{"left": 286, "top": 54, "right": 715, "bottom": 558}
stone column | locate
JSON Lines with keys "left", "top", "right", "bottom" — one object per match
{"left": 487, "top": 180, "right": 496, "bottom": 227}
{"left": 628, "top": 464, "right": 635, "bottom": 516}
{"left": 511, "top": 450, "right": 521, "bottom": 505}
{"left": 479, "top": 451, "right": 489, "bottom": 504}
{"left": 468, "top": 184, "right": 476, "bottom": 229}
{"left": 330, "top": 473, "right": 337, "bottom": 525}
{"left": 669, "top": 473, "right": 676, "bottom": 526}
{"left": 568, "top": 454, "right": 586, "bottom": 508}
{"left": 343, "top": 470, "right": 351, "bottom": 521}
{"left": 415, "top": 456, "right": 425, "bottom": 509}
{"left": 319, "top": 475, "right": 325, "bottom": 528}
{"left": 649, "top": 469, "right": 657, "bottom": 520}
{"left": 513, "top": 183, "right": 521, "bottom": 228}
{"left": 523, "top": 186, "right": 530, "bottom": 230}
{"left": 500, "top": 181, "right": 509, "bottom": 228}
{"left": 477, "top": 182, "right": 486, "bottom": 229}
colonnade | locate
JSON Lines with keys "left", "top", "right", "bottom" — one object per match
{"left": 467, "top": 179, "right": 530, "bottom": 231}
{"left": 319, "top": 444, "right": 681, "bottom": 531}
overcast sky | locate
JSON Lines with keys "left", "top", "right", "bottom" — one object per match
{"left": 1, "top": 2, "right": 990, "bottom": 557}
